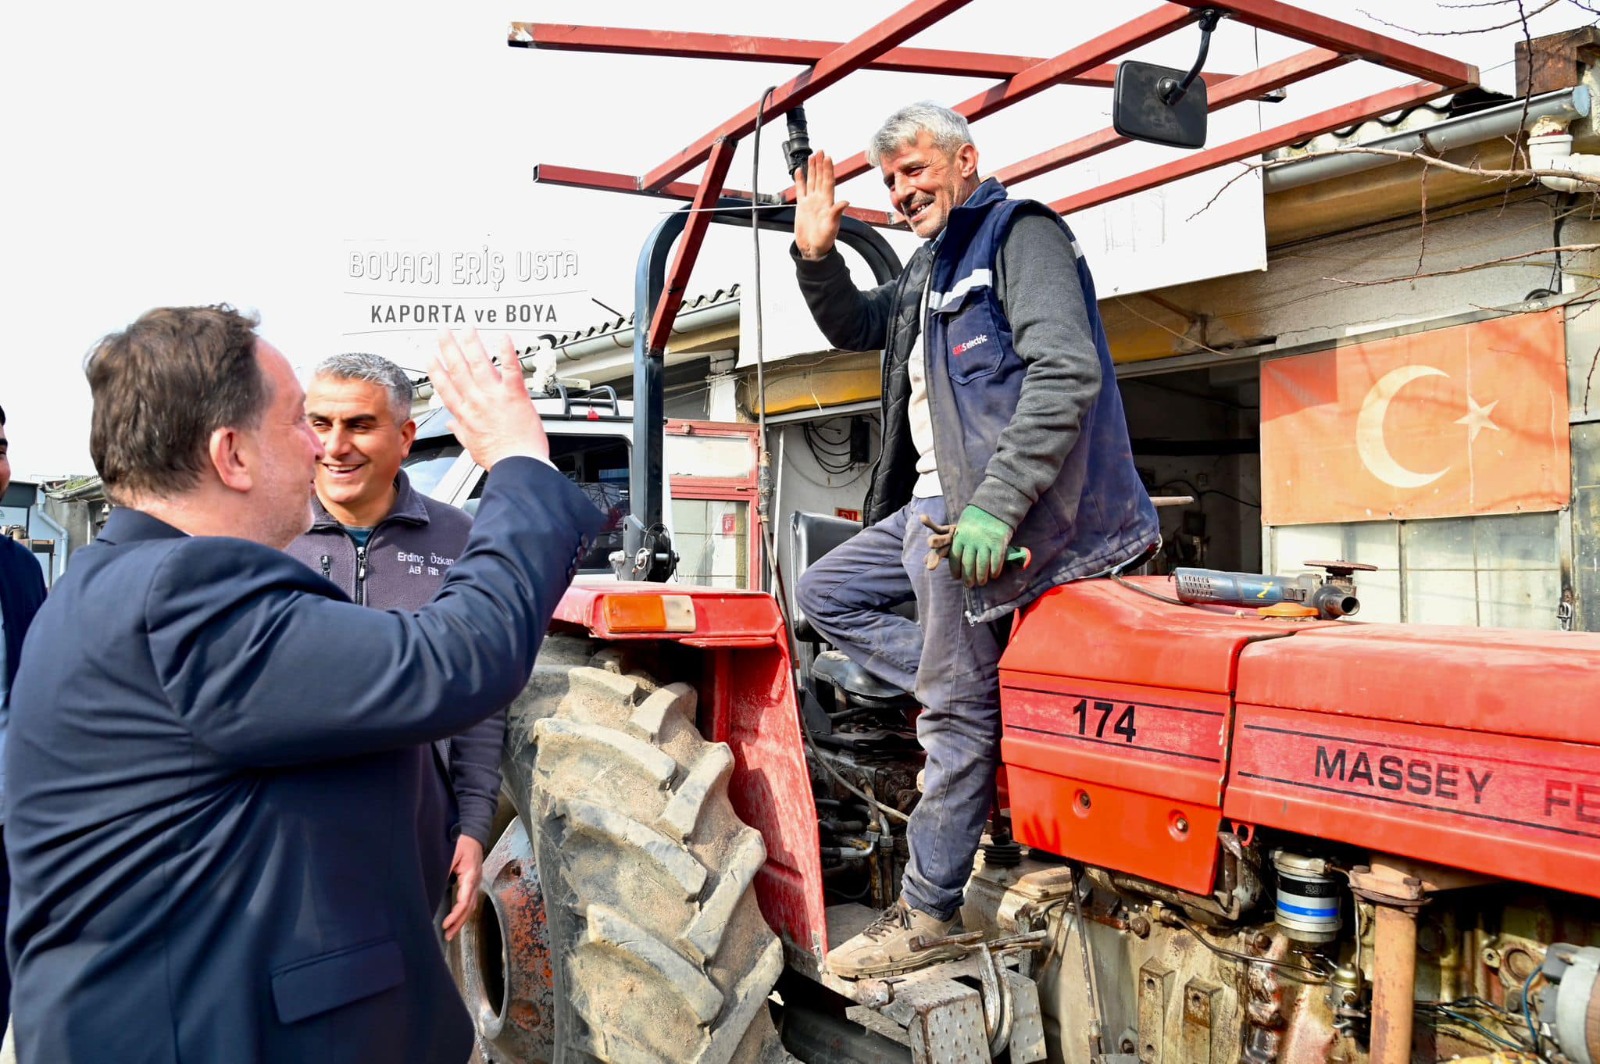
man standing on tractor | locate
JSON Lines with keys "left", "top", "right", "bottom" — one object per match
{"left": 792, "top": 102, "right": 1159, "bottom": 978}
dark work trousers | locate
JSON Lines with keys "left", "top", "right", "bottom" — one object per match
{"left": 1, "top": 824, "right": 10, "bottom": 1030}
{"left": 794, "top": 496, "right": 1005, "bottom": 921}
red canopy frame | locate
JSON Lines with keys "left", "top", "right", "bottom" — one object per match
{"left": 511, "top": 1, "right": 1478, "bottom": 354}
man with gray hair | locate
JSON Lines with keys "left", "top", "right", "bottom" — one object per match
{"left": 287, "top": 351, "right": 502, "bottom": 945}
{"left": 792, "top": 103, "right": 1158, "bottom": 977}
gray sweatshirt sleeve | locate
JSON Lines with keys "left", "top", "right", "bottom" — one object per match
{"left": 967, "top": 211, "right": 1102, "bottom": 529}
{"left": 791, "top": 244, "right": 899, "bottom": 352}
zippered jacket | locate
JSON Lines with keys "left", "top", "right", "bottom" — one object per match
{"left": 793, "top": 177, "right": 1159, "bottom": 624}
{"left": 286, "top": 470, "right": 502, "bottom": 851}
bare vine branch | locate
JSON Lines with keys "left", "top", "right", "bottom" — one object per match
{"left": 1358, "top": 0, "right": 1561, "bottom": 34}
{"left": 1324, "top": 243, "right": 1599, "bottom": 286}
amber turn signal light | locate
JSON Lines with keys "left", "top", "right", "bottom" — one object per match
{"left": 602, "top": 594, "right": 697, "bottom": 633}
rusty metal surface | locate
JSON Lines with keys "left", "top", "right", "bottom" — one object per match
{"left": 457, "top": 817, "right": 555, "bottom": 1064}
{"left": 1369, "top": 904, "right": 1420, "bottom": 1064}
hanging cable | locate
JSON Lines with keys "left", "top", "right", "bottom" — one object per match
{"left": 746, "top": 90, "right": 911, "bottom": 834}
{"left": 750, "top": 85, "right": 787, "bottom": 609}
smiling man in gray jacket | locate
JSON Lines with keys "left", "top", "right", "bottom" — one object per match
{"left": 287, "top": 352, "right": 498, "bottom": 943}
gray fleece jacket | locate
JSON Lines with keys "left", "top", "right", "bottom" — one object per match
{"left": 286, "top": 470, "right": 503, "bottom": 849}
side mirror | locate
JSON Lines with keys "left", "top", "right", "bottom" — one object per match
{"left": 1112, "top": 59, "right": 1209, "bottom": 150}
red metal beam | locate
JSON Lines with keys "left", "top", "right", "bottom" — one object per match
{"left": 994, "top": 46, "right": 1348, "bottom": 187}
{"left": 647, "top": 138, "right": 738, "bottom": 353}
{"left": 509, "top": 23, "right": 1245, "bottom": 89}
{"left": 1167, "top": 0, "right": 1479, "bottom": 87}
{"left": 640, "top": 0, "right": 974, "bottom": 191}
{"left": 958, "top": 6, "right": 1196, "bottom": 124}
{"left": 786, "top": 6, "right": 1199, "bottom": 202}
{"left": 533, "top": 163, "right": 747, "bottom": 202}
{"left": 532, "top": 162, "right": 894, "bottom": 226}
{"left": 1050, "top": 79, "right": 1452, "bottom": 217}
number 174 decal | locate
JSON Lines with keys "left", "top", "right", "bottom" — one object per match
{"left": 1072, "top": 698, "right": 1138, "bottom": 743}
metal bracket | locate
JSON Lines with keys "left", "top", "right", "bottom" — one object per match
{"left": 834, "top": 946, "right": 1049, "bottom": 1064}
{"left": 1161, "top": 8, "right": 1225, "bottom": 105}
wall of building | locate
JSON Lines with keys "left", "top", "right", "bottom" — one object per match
{"left": 770, "top": 415, "right": 877, "bottom": 601}
{"left": 1106, "top": 194, "right": 1600, "bottom": 630}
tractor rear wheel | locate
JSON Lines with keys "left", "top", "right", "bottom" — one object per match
{"left": 510, "top": 643, "right": 792, "bottom": 1064}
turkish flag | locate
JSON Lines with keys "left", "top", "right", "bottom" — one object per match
{"left": 1261, "top": 309, "right": 1569, "bottom": 525}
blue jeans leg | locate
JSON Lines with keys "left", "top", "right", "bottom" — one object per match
{"left": 899, "top": 497, "right": 1003, "bottom": 922}
{"left": 794, "top": 505, "right": 922, "bottom": 694}
{"left": 795, "top": 498, "right": 1002, "bottom": 921}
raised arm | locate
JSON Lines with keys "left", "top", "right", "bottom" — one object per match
{"left": 150, "top": 330, "right": 602, "bottom": 766}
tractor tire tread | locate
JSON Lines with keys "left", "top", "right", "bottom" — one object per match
{"left": 526, "top": 652, "right": 793, "bottom": 1064}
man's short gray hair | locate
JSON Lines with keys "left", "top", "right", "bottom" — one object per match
{"left": 313, "top": 352, "right": 414, "bottom": 424}
{"left": 867, "top": 102, "right": 974, "bottom": 166}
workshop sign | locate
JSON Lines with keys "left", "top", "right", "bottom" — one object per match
{"left": 341, "top": 239, "right": 587, "bottom": 367}
{"left": 1260, "top": 309, "right": 1570, "bottom": 525}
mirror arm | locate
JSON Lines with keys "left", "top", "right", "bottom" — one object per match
{"left": 1160, "top": 8, "right": 1224, "bottom": 106}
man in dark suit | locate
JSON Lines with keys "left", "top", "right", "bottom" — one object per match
{"left": 0, "top": 404, "right": 48, "bottom": 1032}
{"left": 6, "top": 307, "right": 600, "bottom": 1064}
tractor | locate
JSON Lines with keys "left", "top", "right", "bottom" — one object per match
{"left": 424, "top": 6, "right": 1600, "bottom": 1063}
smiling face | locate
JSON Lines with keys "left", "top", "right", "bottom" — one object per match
{"left": 305, "top": 374, "right": 416, "bottom": 528}
{"left": 879, "top": 130, "right": 981, "bottom": 240}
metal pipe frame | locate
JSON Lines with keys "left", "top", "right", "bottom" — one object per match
{"left": 529, "top": 163, "right": 895, "bottom": 228}
{"left": 647, "top": 137, "right": 738, "bottom": 354}
{"left": 624, "top": 194, "right": 903, "bottom": 576}
{"left": 518, "top": 0, "right": 1479, "bottom": 225}
{"left": 993, "top": 45, "right": 1348, "bottom": 188}
{"left": 641, "top": 0, "right": 974, "bottom": 191}
{"left": 515, "top": 1, "right": 1480, "bottom": 576}
{"left": 1049, "top": 77, "right": 1452, "bottom": 215}
{"left": 811, "top": 4, "right": 1200, "bottom": 193}
{"left": 513, "top": 23, "right": 1241, "bottom": 87}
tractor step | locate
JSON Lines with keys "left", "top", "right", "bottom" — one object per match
{"left": 804, "top": 904, "right": 1047, "bottom": 1064}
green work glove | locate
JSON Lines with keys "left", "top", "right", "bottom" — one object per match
{"left": 949, "top": 505, "right": 1013, "bottom": 588}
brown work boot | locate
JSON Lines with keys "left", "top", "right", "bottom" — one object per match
{"left": 825, "top": 899, "right": 964, "bottom": 979}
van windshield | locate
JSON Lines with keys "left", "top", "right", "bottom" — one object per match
{"left": 401, "top": 440, "right": 464, "bottom": 498}
{"left": 463, "top": 436, "right": 631, "bottom": 573}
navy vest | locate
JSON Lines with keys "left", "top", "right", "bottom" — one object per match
{"left": 919, "top": 179, "right": 1159, "bottom": 623}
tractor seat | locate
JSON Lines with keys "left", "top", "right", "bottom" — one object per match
{"left": 812, "top": 650, "right": 918, "bottom": 709}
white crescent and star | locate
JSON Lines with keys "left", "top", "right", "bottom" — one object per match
{"left": 1354, "top": 365, "right": 1501, "bottom": 489}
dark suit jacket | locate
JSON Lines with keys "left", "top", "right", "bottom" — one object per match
{"left": 0, "top": 535, "right": 46, "bottom": 696}
{"left": 6, "top": 458, "right": 599, "bottom": 1064}
{"left": 285, "top": 471, "right": 501, "bottom": 914}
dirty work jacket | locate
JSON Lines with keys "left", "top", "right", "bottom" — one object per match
{"left": 6, "top": 458, "right": 600, "bottom": 1064}
{"left": 795, "top": 177, "right": 1159, "bottom": 624}
{"left": 286, "top": 469, "right": 502, "bottom": 896}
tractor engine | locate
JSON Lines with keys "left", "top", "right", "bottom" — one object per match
{"left": 960, "top": 835, "right": 1600, "bottom": 1064}
{"left": 800, "top": 573, "right": 1600, "bottom": 1064}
